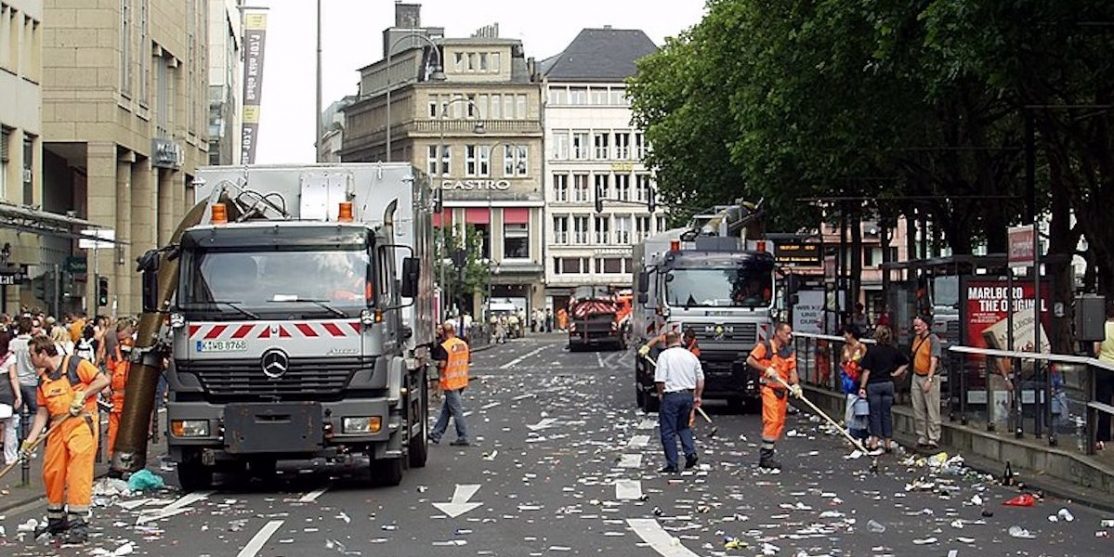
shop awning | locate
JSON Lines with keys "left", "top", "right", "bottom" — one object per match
{"left": 503, "top": 208, "right": 529, "bottom": 224}
{"left": 0, "top": 202, "right": 126, "bottom": 245}
{"left": 465, "top": 208, "right": 490, "bottom": 225}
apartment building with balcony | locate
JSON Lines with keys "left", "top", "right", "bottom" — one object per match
{"left": 539, "top": 27, "right": 659, "bottom": 310}
{"left": 341, "top": 4, "right": 545, "bottom": 315}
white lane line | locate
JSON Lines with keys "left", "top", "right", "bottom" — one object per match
{"left": 618, "top": 454, "right": 642, "bottom": 468}
{"left": 615, "top": 479, "right": 643, "bottom": 500}
{"left": 236, "top": 520, "right": 284, "bottom": 557}
{"left": 499, "top": 345, "right": 549, "bottom": 369}
{"left": 627, "top": 435, "right": 650, "bottom": 449}
{"left": 299, "top": 487, "right": 328, "bottom": 503}
{"left": 627, "top": 518, "right": 700, "bottom": 557}
{"left": 137, "top": 490, "right": 213, "bottom": 524}
{"left": 596, "top": 352, "right": 605, "bottom": 368}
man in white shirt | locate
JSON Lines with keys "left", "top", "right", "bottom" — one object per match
{"left": 654, "top": 332, "right": 705, "bottom": 473}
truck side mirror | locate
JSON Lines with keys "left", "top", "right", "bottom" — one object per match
{"left": 637, "top": 271, "right": 650, "bottom": 293}
{"left": 136, "top": 249, "right": 161, "bottom": 313}
{"left": 400, "top": 256, "right": 420, "bottom": 298}
{"left": 637, "top": 292, "right": 648, "bottom": 304}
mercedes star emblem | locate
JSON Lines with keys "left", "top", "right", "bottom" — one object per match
{"left": 260, "top": 348, "right": 290, "bottom": 379}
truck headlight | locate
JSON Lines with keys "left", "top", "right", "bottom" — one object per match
{"left": 342, "top": 416, "right": 382, "bottom": 434}
{"left": 170, "top": 420, "right": 210, "bottom": 438}
{"left": 170, "top": 313, "right": 185, "bottom": 329}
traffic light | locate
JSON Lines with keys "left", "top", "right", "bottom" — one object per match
{"left": 594, "top": 182, "right": 604, "bottom": 214}
{"left": 647, "top": 187, "right": 657, "bottom": 213}
{"left": 97, "top": 276, "right": 109, "bottom": 307}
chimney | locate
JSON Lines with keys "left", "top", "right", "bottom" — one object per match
{"left": 395, "top": 3, "right": 421, "bottom": 28}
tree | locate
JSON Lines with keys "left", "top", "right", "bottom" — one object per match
{"left": 433, "top": 225, "right": 491, "bottom": 317}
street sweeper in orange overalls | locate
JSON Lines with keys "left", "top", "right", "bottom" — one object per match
{"left": 746, "top": 322, "right": 801, "bottom": 471}
{"left": 21, "top": 335, "right": 109, "bottom": 544}
{"left": 105, "top": 319, "right": 136, "bottom": 455}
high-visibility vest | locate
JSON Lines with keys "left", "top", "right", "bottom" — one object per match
{"left": 108, "top": 346, "right": 130, "bottom": 409}
{"left": 440, "top": 337, "right": 470, "bottom": 391}
{"left": 749, "top": 340, "right": 796, "bottom": 384}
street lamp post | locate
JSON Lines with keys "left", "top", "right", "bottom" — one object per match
{"left": 385, "top": 32, "right": 446, "bottom": 162}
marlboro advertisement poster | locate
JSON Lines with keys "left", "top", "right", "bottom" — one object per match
{"left": 964, "top": 279, "right": 1051, "bottom": 358}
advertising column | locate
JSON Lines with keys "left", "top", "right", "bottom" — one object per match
{"left": 240, "top": 11, "right": 269, "bottom": 164}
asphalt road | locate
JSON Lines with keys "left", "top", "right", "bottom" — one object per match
{"left": 2, "top": 334, "right": 1113, "bottom": 556}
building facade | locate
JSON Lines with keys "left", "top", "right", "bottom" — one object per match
{"left": 207, "top": 0, "right": 241, "bottom": 165}
{"left": 540, "top": 28, "right": 660, "bottom": 310}
{"left": 342, "top": 4, "right": 545, "bottom": 316}
{"left": 42, "top": 0, "right": 209, "bottom": 316}
{"left": 0, "top": 0, "right": 44, "bottom": 313}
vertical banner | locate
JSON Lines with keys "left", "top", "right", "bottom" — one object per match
{"left": 241, "top": 11, "right": 269, "bottom": 164}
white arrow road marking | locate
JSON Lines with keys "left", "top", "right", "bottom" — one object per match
{"left": 298, "top": 487, "right": 328, "bottom": 503}
{"left": 615, "top": 479, "right": 643, "bottom": 500}
{"left": 137, "top": 490, "right": 213, "bottom": 524}
{"left": 500, "top": 346, "right": 548, "bottom": 369}
{"left": 596, "top": 352, "right": 605, "bottom": 368}
{"left": 432, "top": 484, "right": 483, "bottom": 518}
{"left": 627, "top": 435, "right": 650, "bottom": 449}
{"left": 618, "top": 454, "right": 643, "bottom": 468}
{"left": 527, "top": 418, "right": 559, "bottom": 431}
{"left": 236, "top": 520, "right": 284, "bottom": 557}
{"left": 627, "top": 518, "right": 700, "bottom": 557}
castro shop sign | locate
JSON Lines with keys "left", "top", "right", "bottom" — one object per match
{"left": 441, "top": 179, "right": 511, "bottom": 191}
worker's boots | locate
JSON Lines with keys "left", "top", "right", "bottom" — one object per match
{"left": 758, "top": 448, "right": 782, "bottom": 470}
{"left": 61, "top": 517, "right": 89, "bottom": 544}
{"left": 33, "top": 517, "right": 68, "bottom": 539}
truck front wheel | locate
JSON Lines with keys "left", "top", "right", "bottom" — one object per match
{"left": 177, "top": 453, "right": 214, "bottom": 492}
{"left": 370, "top": 457, "right": 404, "bottom": 487}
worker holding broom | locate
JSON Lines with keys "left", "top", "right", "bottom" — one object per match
{"left": 20, "top": 335, "right": 109, "bottom": 544}
{"left": 747, "top": 322, "right": 802, "bottom": 471}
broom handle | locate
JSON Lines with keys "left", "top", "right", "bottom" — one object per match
{"left": 770, "top": 375, "right": 870, "bottom": 454}
{"left": 0, "top": 427, "right": 49, "bottom": 481}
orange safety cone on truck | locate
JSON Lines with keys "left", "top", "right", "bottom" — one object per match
{"left": 746, "top": 322, "right": 801, "bottom": 471}
{"left": 20, "top": 335, "right": 109, "bottom": 544}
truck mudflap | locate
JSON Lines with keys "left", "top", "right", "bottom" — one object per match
{"left": 224, "top": 402, "right": 324, "bottom": 454}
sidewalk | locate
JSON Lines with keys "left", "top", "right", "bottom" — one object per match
{"left": 1, "top": 417, "right": 169, "bottom": 514}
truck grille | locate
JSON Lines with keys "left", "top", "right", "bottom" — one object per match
{"left": 690, "top": 322, "right": 757, "bottom": 344}
{"left": 177, "top": 357, "right": 368, "bottom": 401}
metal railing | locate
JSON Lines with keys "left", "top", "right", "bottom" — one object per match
{"left": 791, "top": 330, "right": 1114, "bottom": 457}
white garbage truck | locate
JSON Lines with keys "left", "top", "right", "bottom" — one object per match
{"left": 122, "top": 163, "right": 436, "bottom": 490}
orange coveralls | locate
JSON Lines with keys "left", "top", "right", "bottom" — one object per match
{"left": 37, "top": 356, "right": 101, "bottom": 522}
{"left": 749, "top": 341, "right": 798, "bottom": 445}
{"left": 106, "top": 346, "right": 131, "bottom": 454}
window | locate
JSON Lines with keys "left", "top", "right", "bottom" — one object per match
{"left": 467, "top": 52, "right": 477, "bottom": 71}
{"left": 120, "top": 0, "right": 131, "bottom": 96}
{"left": 593, "top": 132, "right": 609, "bottom": 160}
{"left": 502, "top": 95, "right": 513, "bottom": 120}
{"left": 428, "top": 99, "right": 438, "bottom": 118}
{"left": 466, "top": 94, "right": 477, "bottom": 118}
{"left": 614, "top": 174, "right": 630, "bottom": 201}
{"left": 635, "top": 133, "right": 648, "bottom": 159}
{"left": 572, "top": 174, "right": 589, "bottom": 203}
{"left": 572, "top": 132, "right": 589, "bottom": 160}
{"left": 553, "top": 215, "right": 569, "bottom": 244}
{"left": 552, "top": 130, "right": 569, "bottom": 160}
{"left": 609, "top": 87, "right": 626, "bottom": 105}
{"left": 0, "top": 127, "right": 9, "bottom": 198}
{"left": 427, "top": 144, "right": 449, "bottom": 176}
{"left": 479, "top": 52, "right": 488, "bottom": 71}
{"left": 569, "top": 87, "right": 587, "bottom": 105}
{"left": 453, "top": 52, "right": 464, "bottom": 72}
{"left": 464, "top": 145, "right": 490, "bottom": 177}
{"left": 471, "top": 224, "right": 490, "bottom": 259}
{"left": 594, "top": 173, "right": 609, "bottom": 201}
{"left": 465, "top": 145, "right": 478, "bottom": 177}
{"left": 491, "top": 52, "right": 501, "bottom": 72}
{"left": 635, "top": 216, "right": 651, "bottom": 241}
{"left": 22, "top": 133, "right": 33, "bottom": 204}
{"left": 614, "top": 132, "right": 630, "bottom": 159}
{"left": 656, "top": 216, "right": 667, "bottom": 233}
{"left": 503, "top": 145, "right": 527, "bottom": 177}
{"left": 504, "top": 223, "right": 529, "bottom": 259}
{"left": 490, "top": 94, "right": 502, "bottom": 119}
{"left": 614, "top": 214, "right": 631, "bottom": 243}
{"left": 549, "top": 87, "right": 567, "bottom": 105}
{"left": 555, "top": 257, "right": 589, "bottom": 274}
{"left": 572, "top": 216, "right": 589, "bottom": 244}
{"left": 594, "top": 216, "right": 610, "bottom": 244}
{"left": 139, "top": 0, "right": 149, "bottom": 104}
{"left": 599, "top": 258, "right": 624, "bottom": 274}
{"left": 635, "top": 174, "right": 651, "bottom": 202}
{"left": 516, "top": 95, "right": 526, "bottom": 119}
{"left": 591, "top": 87, "right": 608, "bottom": 105}
{"left": 477, "top": 94, "right": 488, "bottom": 119}
{"left": 553, "top": 174, "right": 569, "bottom": 202}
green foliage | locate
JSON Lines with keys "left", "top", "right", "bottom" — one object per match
{"left": 434, "top": 225, "right": 491, "bottom": 313}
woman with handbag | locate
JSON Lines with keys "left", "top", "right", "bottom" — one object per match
{"left": 858, "top": 325, "right": 908, "bottom": 455}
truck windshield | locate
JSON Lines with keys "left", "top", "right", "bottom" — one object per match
{"left": 180, "top": 248, "right": 372, "bottom": 316}
{"left": 666, "top": 267, "right": 773, "bottom": 308}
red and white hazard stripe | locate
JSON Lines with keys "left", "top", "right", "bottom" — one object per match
{"left": 188, "top": 322, "right": 362, "bottom": 340}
